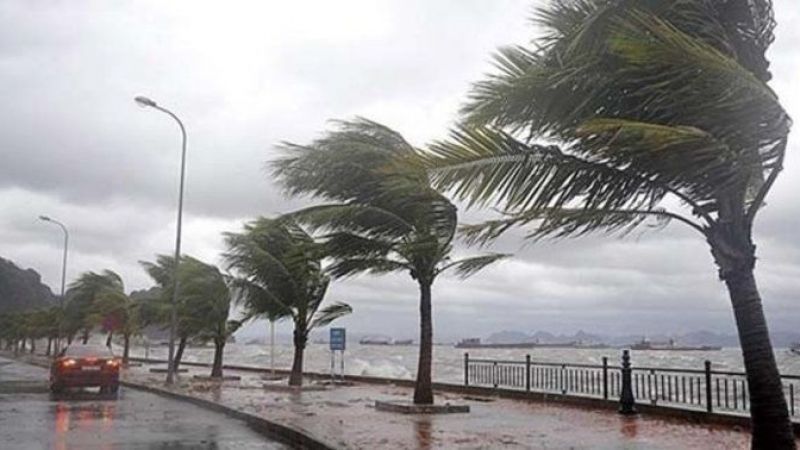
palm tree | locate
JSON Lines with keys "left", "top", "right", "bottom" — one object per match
{"left": 177, "top": 259, "right": 238, "bottom": 378}
{"left": 94, "top": 288, "right": 140, "bottom": 365}
{"left": 140, "top": 255, "right": 232, "bottom": 372}
{"left": 224, "top": 217, "right": 352, "bottom": 386}
{"left": 65, "top": 270, "right": 126, "bottom": 345}
{"left": 272, "top": 120, "right": 508, "bottom": 404}
{"left": 418, "top": 1, "right": 792, "bottom": 446}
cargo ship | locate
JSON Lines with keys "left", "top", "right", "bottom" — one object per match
{"left": 630, "top": 339, "right": 721, "bottom": 351}
{"left": 358, "top": 336, "right": 414, "bottom": 346}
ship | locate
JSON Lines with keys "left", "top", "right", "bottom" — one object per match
{"left": 630, "top": 338, "right": 721, "bottom": 351}
{"left": 359, "top": 336, "right": 414, "bottom": 346}
{"left": 359, "top": 336, "right": 392, "bottom": 345}
{"left": 454, "top": 338, "right": 608, "bottom": 349}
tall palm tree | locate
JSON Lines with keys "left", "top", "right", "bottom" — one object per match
{"left": 272, "top": 120, "right": 508, "bottom": 404}
{"left": 419, "top": 1, "right": 792, "bottom": 446}
{"left": 224, "top": 217, "right": 352, "bottom": 387}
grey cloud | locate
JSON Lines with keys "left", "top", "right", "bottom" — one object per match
{"left": 1, "top": 0, "right": 799, "bottom": 338}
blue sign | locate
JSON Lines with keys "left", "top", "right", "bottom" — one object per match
{"left": 330, "top": 328, "right": 346, "bottom": 351}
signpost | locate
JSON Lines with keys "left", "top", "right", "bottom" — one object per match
{"left": 330, "top": 328, "right": 346, "bottom": 382}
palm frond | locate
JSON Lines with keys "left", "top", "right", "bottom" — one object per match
{"left": 438, "top": 253, "right": 510, "bottom": 279}
{"left": 575, "top": 118, "right": 740, "bottom": 198}
{"left": 422, "top": 125, "right": 666, "bottom": 213}
{"left": 308, "top": 302, "right": 352, "bottom": 331}
{"left": 460, "top": 207, "right": 688, "bottom": 246}
{"left": 326, "top": 257, "right": 409, "bottom": 279}
{"left": 321, "top": 232, "right": 394, "bottom": 259}
{"left": 285, "top": 203, "right": 414, "bottom": 240}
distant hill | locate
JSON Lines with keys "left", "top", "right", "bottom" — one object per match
{"left": 0, "top": 257, "right": 56, "bottom": 312}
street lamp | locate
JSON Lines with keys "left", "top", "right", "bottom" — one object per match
{"left": 135, "top": 95, "right": 188, "bottom": 385}
{"left": 39, "top": 215, "right": 68, "bottom": 354}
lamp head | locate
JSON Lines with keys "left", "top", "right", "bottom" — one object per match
{"left": 39, "top": 215, "right": 51, "bottom": 222}
{"left": 134, "top": 96, "right": 157, "bottom": 108}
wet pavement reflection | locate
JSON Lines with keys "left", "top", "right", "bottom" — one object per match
{"left": 0, "top": 356, "right": 287, "bottom": 450}
{"left": 413, "top": 418, "right": 433, "bottom": 450}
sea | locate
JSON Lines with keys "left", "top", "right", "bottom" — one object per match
{"left": 125, "top": 342, "right": 800, "bottom": 382}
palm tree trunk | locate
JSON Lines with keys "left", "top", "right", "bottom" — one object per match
{"left": 211, "top": 338, "right": 225, "bottom": 378}
{"left": 725, "top": 268, "right": 795, "bottom": 449}
{"left": 709, "top": 197, "right": 795, "bottom": 449}
{"left": 174, "top": 336, "right": 187, "bottom": 371}
{"left": 46, "top": 337, "right": 52, "bottom": 356}
{"left": 122, "top": 334, "right": 130, "bottom": 365}
{"left": 29, "top": 338, "right": 36, "bottom": 354}
{"left": 289, "top": 328, "right": 306, "bottom": 386}
{"left": 106, "top": 332, "right": 113, "bottom": 348}
{"left": 81, "top": 329, "right": 89, "bottom": 345}
{"left": 413, "top": 280, "right": 434, "bottom": 405}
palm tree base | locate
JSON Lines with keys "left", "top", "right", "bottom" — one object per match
{"left": 375, "top": 400, "right": 470, "bottom": 414}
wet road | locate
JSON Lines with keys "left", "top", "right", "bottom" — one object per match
{"left": 0, "top": 356, "right": 289, "bottom": 450}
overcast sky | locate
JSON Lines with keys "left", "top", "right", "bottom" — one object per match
{"left": 2, "top": 1, "right": 799, "bottom": 341}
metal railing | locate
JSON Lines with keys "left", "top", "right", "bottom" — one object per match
{"left": 464, "top": 352, "right": 799, "bottom": 419}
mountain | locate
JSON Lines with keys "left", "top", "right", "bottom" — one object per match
{"left": 486, "top": 330, "right": 530, "bottom": 344}
{"left": 0, "top": 257, "right": 56, "bottom": 312}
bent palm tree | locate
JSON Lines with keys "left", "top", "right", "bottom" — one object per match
{"left": 141, "top": 255, "right": 231, "bottom": 371}
{"left": 94, "top": 287, "right": 139, "bottom": 364}
{"left": 177, "top": 259, "right": 237, "bottom": 378}
{"left": 273, "top": 119, "right": 508, "bottom": 404}
{"left": 65, "top": 270, "right": 126, "bottom": 345}
{"left": 419, "top": 1, "right": 792, "bottom": 447}
{"left": 224, "top": 218, "right": 352, "bottom": 386}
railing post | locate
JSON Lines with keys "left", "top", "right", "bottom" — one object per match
{"left": 704, "top": 360, "right": 713, "bottom": 413}
{"left": 525, "top": 354, "right": 531, "bottom": 392}
{"left": 602, "top": 356, "right": 609, "bottom": 400}
{"left": 619, "top": 350, "right": 637, "bottom": 415}
{"left": 493, "top": 361, "right": 498, "bottom": 388}
{"left": 464, "top": 353, "right": 469, "bottom": 387}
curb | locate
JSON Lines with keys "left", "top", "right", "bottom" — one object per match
{"left": 120, "top": 379, "right": 338, "bottom": 450}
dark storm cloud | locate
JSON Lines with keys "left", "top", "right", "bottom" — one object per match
{"left": 1, "top": 0, "right": 799, "bottom": 337}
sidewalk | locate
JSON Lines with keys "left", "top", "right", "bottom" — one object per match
{"left": 126, "top": 362, "right": 766, "bottom": 449}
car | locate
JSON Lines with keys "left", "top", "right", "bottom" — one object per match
{"left": 50, "top": 344, "right": 121, "bottom": 395}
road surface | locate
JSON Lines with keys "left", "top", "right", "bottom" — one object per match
{"left": 0, "top": 356, "right": 289, "bottom": 449}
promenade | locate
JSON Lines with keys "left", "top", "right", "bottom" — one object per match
{"left": 125, "top": 361, "right": 772, "bottom": 449}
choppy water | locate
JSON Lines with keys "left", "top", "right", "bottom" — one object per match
{"left": 126, "top": 343, "right": 800, "bottom": 383}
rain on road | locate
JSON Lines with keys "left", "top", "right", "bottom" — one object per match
{"left": 0, "top": 356, "right": 289, "bottom": 449}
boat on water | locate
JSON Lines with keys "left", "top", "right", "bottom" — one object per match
{"left": 454, "top": 338, "right": 608, "bottom": 350}
{"left": 359, "top": 336, "right": 392, "bottom": 345}
{"left": 630, "top": 338, "right": 721, "bottom": 351}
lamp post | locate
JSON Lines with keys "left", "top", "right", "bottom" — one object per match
{"left": 135, "top": 95, "right": 187, "bottom": 385}
{"left": 39, "top": 215, "right": 68, "bottom": 354}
